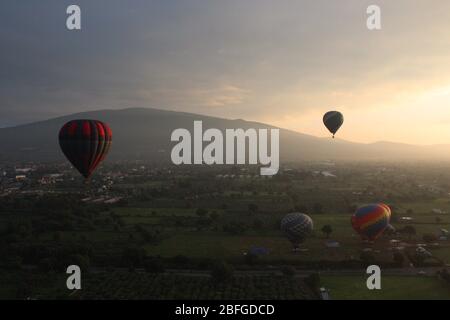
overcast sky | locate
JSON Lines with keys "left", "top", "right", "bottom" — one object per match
{"left": 2, "top": 1, "right": 450, "bottom": 144}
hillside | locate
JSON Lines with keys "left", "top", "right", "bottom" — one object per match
{"left": 0, "top": 107, "right": 449, "bottom": 163}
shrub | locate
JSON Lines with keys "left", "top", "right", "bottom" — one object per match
{"left": 210, "top": 260, "right": 234, "bottom": 283}
{"left": 281, "top": 266, "right": 296, "bottom": 278}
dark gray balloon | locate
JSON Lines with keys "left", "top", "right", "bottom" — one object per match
{"left": 280, "top": 212, "right": 313, "bottom": 248}
{"left": 323, "top": 111, "right": 344, "bottom": 138}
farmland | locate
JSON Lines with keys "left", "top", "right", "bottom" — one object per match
{"left": 321, "top": 275, "right": 450, "bottom": 300}
{"left": 0, "top": 271, "right": 316, "bottom": 300}
{"left": 1, "top": 161, "right": 450, "bottom": 299}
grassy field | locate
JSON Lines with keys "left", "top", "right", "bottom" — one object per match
{"left": 111, "top": 203, "right": 450, "bottom": 263}
{"left": 144, "top": 232, "right": 378, "bottom": 262}
{"left": 144, "top": 216, "right": 449, "bottom": 263}
{"left": 3, "top": 163, "right": 450, "bottom": 299}
{"left": 321, "top": 275, "right": 450, "bottom": 300}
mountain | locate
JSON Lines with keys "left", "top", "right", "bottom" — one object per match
{"left": 1, "top": 107, "right": 449, "bottom": 163}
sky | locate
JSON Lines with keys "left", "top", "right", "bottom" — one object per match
{"left": 1, "top": 0, "right": 450, "bottom": 145}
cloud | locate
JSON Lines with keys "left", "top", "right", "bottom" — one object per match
{"left": 199, "top": 85, "right": 251, "bottom": 108}
{"left": 2, "top": 0, "right": 450, "bottom": 144}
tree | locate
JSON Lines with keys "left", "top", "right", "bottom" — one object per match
{"left": 209, "top": 212, "right": 220, "bottom": 221}
{"left": 145, "top": 257, "right": 165, "bottom": 273}
{"left": 53, "top": 231, "right": 62, "bottom": 242}
{"left": 248, "top": 203, "right": 258, "bottom": 215}
{"left": 172, "top": 255, "right": 191, "bottom": 267}
{"left": 197, "top": 217, "right": 213, "bottom": 231}
{"left": 414, "top": 252, "right": 426, "bottom": 265}
{"left": 438, "top": 268, "right": 450, "bottom": 283}
{"left": 4, "top": 255, "right": 23, "bottom": 271}
{"left": 15, "top": 280, "right": 32, "bottom": 299}
{"left": 121, "top": 247, "right": 146, "bottom": 270}
{"left": 281, "top": 266, "right": 296, "bottom": 278}
{"left": 244, "top": 253, "right": 258, "bottom": 265}
{"left": 223, "top": 221, "right": 247, "bottom": 235}
{"left": 360, "top": 251, "right": 376, "bottom": 265}
{"left": 348, "top": 205, "right": 358, "bottom": 214}
{"left": 402, "top": 226, "right": 416, "bottom": 240}
{"left": 423, "top": 233, "right": 438, "bottom": 243}
{"left": 393, "top": 252, "right": 404, "bottom": 266}
{"left": 304, "top": 273, "right": 321, "bottom": 291}
{"left": 196, "top": 208, "right": 208, "bottom": 217}
{"left": 38, "top": 257, "right": 56, "bottom": 273}
{"left": 210, "top": 260, "right": 234, "bottom": 283}
{"left": 321, "top": 225, "right": 333, "bottom": 238}
{"left": 252, "top": 219, "right": 264, "bottom": 230}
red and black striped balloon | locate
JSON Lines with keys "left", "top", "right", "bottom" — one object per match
{"left": 59, "top": 120, "right": 112, "bottom": 179}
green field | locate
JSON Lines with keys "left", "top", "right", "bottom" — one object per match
{"left": 2, "top": 162, "right": 450, "bottom": 299}
{"left": 321, "top": 275, "right": 450, "bottom": 300}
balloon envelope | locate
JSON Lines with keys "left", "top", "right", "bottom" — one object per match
{"left": 351, "top": 204, "right": 390, "bottom": 241}
{"left": 281, "top": 212, "right": 313, "bottom": 247}
{"left": 379, "top": 203, "right": 391, "bottom": 219}
{"left": 59, "top": 119, "right": 112, "bottom": 179}
{"left": 323, "top": 111, "right": 344, "bottom": 137}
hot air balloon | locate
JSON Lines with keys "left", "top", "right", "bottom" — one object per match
{"left": 323, "top": 111, "right": 344, "bottom": 138}
{"left": 281, "top": 212, "right": 313, "bottom": 249}
{"left": 59, "top": 119, "right": 112, "bottom": 180}
{"left": 351, "top": 204, "right": 391, "bottom": 241}
{"left": 379, "top": 203, "right": 391, "bottom": 219}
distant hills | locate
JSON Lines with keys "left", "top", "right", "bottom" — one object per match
{"left": 1, "top": 107, "right": 449, "bottom": 163}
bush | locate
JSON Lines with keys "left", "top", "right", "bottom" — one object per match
{"left": 145, "top": 257, "right": 165, "bottom": 273}
{"left": 223, "top": 221, "right": 247, "bottom": 235}
{"left": 321, "top": 225, "right": 333, "bottom": 238}
{"left": 304, "top": 273, "right": 321, "bottom": 291}
{"left": 244, "top": 253, "right": 258, "bottom": 265}
{"left": 171, "top": 255, "right": 191, "bottom": 267}
{"left": 196, "top": 208, "right": 208, "bottom": 217}
{"left": 423, "top": 233, "right": 438, "bottom": 243}
{"left": 3, "top": 255, "right": 23, "bottom": 271}
{"left": 281, "top": 266, "right": 296, "bottom": 278}
{"left": 360, "top": 251, "right": 376, "bottom": 265}
{"left": 38, "top": 257, "right": 57, "bottom": 272}
{"left": 121, "top": 247, "right": 146, "bottom": 269}
{"left": 393, "top": 252, "right": 404, "bottom": 266}
{"left": 210, "top": 260, "right": 234, "bottom": 283}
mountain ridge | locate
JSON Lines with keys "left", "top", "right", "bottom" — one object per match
{"left": 1, "top": 107, "right": 450, "bottom": 162}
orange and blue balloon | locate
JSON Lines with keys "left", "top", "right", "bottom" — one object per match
{"left": 351, "top": 203, "right": 391, "bottom": 241}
